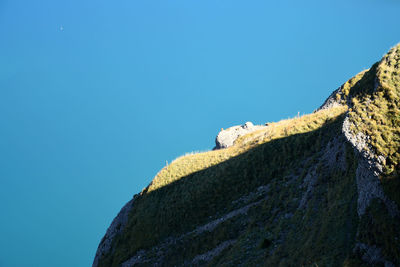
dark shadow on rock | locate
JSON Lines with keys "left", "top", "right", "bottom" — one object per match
{"left": 97, "top": 114, "right": 351, "bottom": 267}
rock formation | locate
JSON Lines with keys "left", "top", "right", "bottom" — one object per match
{"left": 214, "top": 122, "right": 266, "bottom": 149}
{"left": 94, "top": 44, "right": 400, "bottom": 267}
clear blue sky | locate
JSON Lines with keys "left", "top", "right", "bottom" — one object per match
{"left": 0, "top": 0, "right": 399, "bottom": 266}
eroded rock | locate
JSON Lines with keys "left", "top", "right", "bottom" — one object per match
{"left": 93, "top": 196, "right": 137, "bottom": 267}
{"left": 342, "top": 116, "right": 398, "bottom": 217}
{"left": 214, "top": 122, "right": 266, "bottom": 149}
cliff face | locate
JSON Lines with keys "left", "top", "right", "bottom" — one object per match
{"left": 94, "top": 44, "right": 400, "bottom": 267}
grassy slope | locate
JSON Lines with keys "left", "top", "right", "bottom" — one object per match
{"left": 345, "top": 44, "right": 400, "bottom": 265}
{"left": 99, "top": 106, "right": 353, "bottom": 267}
{"left": 98, "top": 44, "right": 400, "bottom": 267}
{"left": 147, "top": 106, "right": 347, "bottom": 193}
{"left": 347, "top": 44, "right": 400, "bottom": 174}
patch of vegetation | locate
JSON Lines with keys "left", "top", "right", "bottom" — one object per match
{"left": 206, "top": 135, "right": 359, "bottom": 267}
{"left": 335, "top": 69, "right": 370, "bottom": 103}
{"left": 356, "top": 199, "right": 400, "bottom": 265}
{"left": 97, "top": 44, "right": 400, "bottom": 267}
{"left": 147, "top": 105, "right": 347, "bottom": 193}
{"left": 98, "top": 111, "right": 355, "bottom": 267}
{"left": 260, "top": 142, "right": 359, "bottom": 267}
{"left": 382, "top": 170, "right": 400, "bottom": 207}
{"left": 348, "top": 44, "right": 400, "bottom": 174}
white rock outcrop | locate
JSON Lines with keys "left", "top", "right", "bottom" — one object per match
{"left": 214, "top": 122, "right": 266, "bottom": 149}
{"left": 342, "top": 116, "right": 398, "bottom": 217}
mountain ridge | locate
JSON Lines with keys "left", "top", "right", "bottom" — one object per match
{"left": 94, "top": 44, "right": 400, "bottom": 267}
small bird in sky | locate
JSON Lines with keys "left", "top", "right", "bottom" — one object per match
{"left": 60, "top": 25, "right": 64, "bottom": 31}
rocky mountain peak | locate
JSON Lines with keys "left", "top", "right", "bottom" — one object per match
{"left": 94, "top": 44, "right": 400, "bottom": 267}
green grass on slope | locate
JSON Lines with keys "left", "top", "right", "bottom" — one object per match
{"left": 98, "top": 108, "right": 352, "bottom": 267}
{"left": 211, "top": 139, "right": 359, "bottom": 267}
{"left": 356, "top": 198, "right": 400, "bottom": 265}
{"left": 341, "top": 43, "right": 400, "bottom": 266}
{"left": 345, "top": 44, "right": 400, "bottom": 213}
{"left": 265, "top": 143, "right": 359, "bottom": 267}
{"left": 97, "top": 44, "right": 400, "bottom": 267}
{"left": 348, "top": 44, "right": 400, "bottom": 174}
{"left": 147, "top": 106, "right": 347, "bottom": 193}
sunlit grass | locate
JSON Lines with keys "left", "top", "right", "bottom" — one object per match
{"left": 348, "top": 43, "right": 400, "bottom": 173}
{"left": 98, "top": 43, "right": 400, "bottom": 267}
{"left": 147, "top": 105, "right": 348, "bottom": 192}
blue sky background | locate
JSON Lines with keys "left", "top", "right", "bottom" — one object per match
{"left": 0, "top": 0, "right": 399, "bottom": 266}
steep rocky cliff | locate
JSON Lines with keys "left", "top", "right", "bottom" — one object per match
{"left": 94, "top": 44, "right": 400, "bottom": 267}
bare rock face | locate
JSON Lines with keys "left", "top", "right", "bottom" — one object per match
{"left": 93, "top": 196, "right": 137, "bottom": 267}
{"left": 342, "top": 116, "right": 398, "bottom": 218}
{"left": 318, "top": 86, "right": 343, "bottom": 111}
{"left": 214, "top": 122, "right": 266, "bottom": 149}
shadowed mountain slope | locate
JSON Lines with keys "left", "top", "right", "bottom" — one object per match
{"left": 94, "top": 44, "right": 400, "bottom": 267}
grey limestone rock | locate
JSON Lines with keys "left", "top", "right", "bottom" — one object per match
{"left": 120, "top": 185, "right": 270, "bottom": 267}
{"left": 214, "top": 122, "right": 266, "bottom": 149}
{"left": 354, "top": 243, "right": 396, "bottom": 267}
{"left": 298, "top": 136, "right": 347, "bottom": 210}
{"left": 342, "top": 116, "right": 398, "bottom": 217}
{"left": 190, "top": 240, "right": 236, "bottom": 265}
{"left": 298, "top": 167, "right": 318, "bottom": 210}
{"left": 321, "top": 136, "right": 347, "bottom": 172}
{"left": 93, "top": 196, "right": 137, "bottom": 267}
{"left": 318, "top": 80, "right": 351, "bottom": 111}
{"left": 318, "top": 87, "right": 343, "bottom": 111}
{"left": 355, "top": 157, "right": 392, "bottom": 217}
